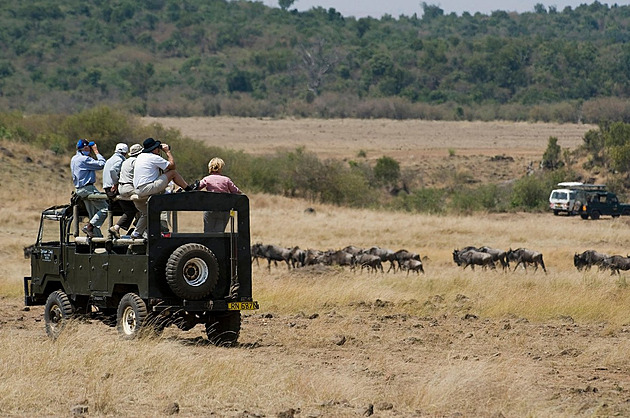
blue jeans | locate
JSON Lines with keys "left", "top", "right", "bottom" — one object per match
{"left": 75, "top": 185, "right": 108, "bottom": 232}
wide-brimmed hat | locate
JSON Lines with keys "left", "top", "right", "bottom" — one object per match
{"left": 142, "top": 137, "right": 161, "bottom": 153}
{"left": 129, "top": 143, "right": 143, "bottom": 157}
{"left": 76, "top": 139, "right": 95, "bottom": 149}
{"left": 115, "top": 143, "right": 128, "bottom": 154}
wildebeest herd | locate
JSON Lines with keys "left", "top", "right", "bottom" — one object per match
{"left": 251, "top": 243, "right": 425, "bottom": 275}
{"left": 452, "top": 246, "right": 547, "bottom": 273}
{"left": 573, "top": 250, "right": 630, "bottom": 274}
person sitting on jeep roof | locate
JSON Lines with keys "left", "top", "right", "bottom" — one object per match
{"left": 198, "top": 157, "right": 242, "bottom": 232}
{"left": 131, "top": 137, "right": 197, "bottom": 238}
{"left": 104, "top": 143, "right": 138, "bottom": 239}
{"left": 71, "top": 138, "right": 108, "bottom": 238}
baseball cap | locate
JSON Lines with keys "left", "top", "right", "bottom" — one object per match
{"left": 115, "top": 143, "right": 129, "bottom": 154}
{"left": 76, "top": 139, "right": 96, "bottom": 149}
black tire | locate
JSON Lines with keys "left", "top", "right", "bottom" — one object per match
{"left": 553, "top": 210, "right": 559, "bottom": 216}
{"left": 116, "top": 293, "right": 148, "bottom": 340}
{"left": 44, "top": 290, "right": 74, "bottom": 339}
{"left": 205, "top": 311, "right": 241, "bottom": 347}
{"left": 166, "top": 244, "right": 219, "bottom": 300}
{"left": 580, "top": 214, "right": 589, "bottom": 220}
{"left": 591, "top": 211, "right": 600, "bottom": 220}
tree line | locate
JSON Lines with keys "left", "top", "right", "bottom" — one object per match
{"left": 1, "top": 1, "right": 630, "bottom": 122}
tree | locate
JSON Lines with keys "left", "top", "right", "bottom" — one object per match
{"left": 296, "top": 39, "right": 343, "bottom": 95}
{"left": 278, "top": 0, "right": 295, "bottom": 11}
{"left": 541, "top": 136, "right": 563, "bottom": 170}
{"left": 374, "top": 156, "right": 400, "bottom": 186}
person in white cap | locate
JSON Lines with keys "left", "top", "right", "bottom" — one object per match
{"left": 103, "top": 143, "right": 137, "bottom": 238}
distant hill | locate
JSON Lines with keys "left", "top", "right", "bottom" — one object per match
{"left": 1, "top": 0, "right": 629, "bottom": 122}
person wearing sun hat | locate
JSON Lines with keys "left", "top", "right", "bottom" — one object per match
{"left": 131, "top": 138, "right": 197, "bottom": 238}
{"left": 70, "top": 138, "right": 108, "bottom": 238}
{"left": 105, "top": 143, "right": 139, "bottom": 238}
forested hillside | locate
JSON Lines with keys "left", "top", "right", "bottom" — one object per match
{"left": 1, "top": 0, "right": 629, "bottom": 122}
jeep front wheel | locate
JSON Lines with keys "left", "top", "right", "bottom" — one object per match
{"left": 591, "top": 211, "right": 601, "bottom": 220}
{"left": 116, "top": 293, "right": 148, "bottom": 339}
{"left": 44, "top": 290, "right": 74, "bottom": 339}
{"left": 206, "top": 311, "right": 241, "bottom": 347}
{"left": 166, "top": 244, "right": 219, "bottom": 300}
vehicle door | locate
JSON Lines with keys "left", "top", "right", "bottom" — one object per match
{"left": 31, "top": 214, "right": 63, "bottom": 284}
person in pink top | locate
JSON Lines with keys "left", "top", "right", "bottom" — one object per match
{"left": 198, "top": 157, "right": 242, "bottom": 232}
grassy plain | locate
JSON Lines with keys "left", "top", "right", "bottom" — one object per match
{"left": 2, "top": 119, "right": 630, "bottom": 417}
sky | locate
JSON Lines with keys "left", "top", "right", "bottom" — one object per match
{"left": 257, "top": 0, "right": 597, "bottom": 18}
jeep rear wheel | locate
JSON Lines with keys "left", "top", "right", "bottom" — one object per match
{"left": 166, "top": 244, "right": 219, "bottom": 300}
{"left": 116, "top": 293, "right": 148, "bottom": 339}
{"left": 205, "top": 311, "right": 241, "bottom": 347}
{"left": 44, "top": 290, "right": 74, "bottom": 339}
{"left": 591, "top": 211, "right": 601, "bottom": 220}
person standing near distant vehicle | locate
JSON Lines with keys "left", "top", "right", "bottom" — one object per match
{"left": 104, "top": 143, "right": 138, "bottom": 238}
{"left": 198, "top": 157, "right": 242, "bottom": 232}
{"left": 71, "top": 139, "right": 108, "bottom": 238}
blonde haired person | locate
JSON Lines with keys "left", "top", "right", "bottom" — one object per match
{"left": 198, "top": 157, "right": 242, "bottom": 232}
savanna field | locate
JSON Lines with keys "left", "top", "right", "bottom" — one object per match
{"left": 4, "top": 118, "right": 630, "bottom": 417}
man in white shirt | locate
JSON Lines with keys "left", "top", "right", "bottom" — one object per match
{"left": 131, "top": 137, "right": 197, "bottom": 238}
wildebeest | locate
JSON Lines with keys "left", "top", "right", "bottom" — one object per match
{"left": 341, "top": 245, "right": 364, "bottom": 256}
{"left": 23, "top": 244, "right": 36, "bottom": 259}
{"left": 479, "top": 246, "right": 509, "bottom": 270}
{"left": 394, "top": 249, "right": 421, "bottom": 271}
{"left": 507, "top": 248, "right": 546, "bottom": 273}
{"left": 367, "top": 246, "right": 397, "bottom": 272}
{"left": 574, "top": 250, "right": 609, "bottom": 271}
{"left": 453, "top": 248, "right": 495, "bottom": 270}
{"left": 251, "top": 242, "right": 265, "bottom": 266}
{"left": 304, "top": 249, "right": 325, "bottom": 266}
{"left": 355, "top": 253, "right": 384, "bottom": 273}
{"left": 402, "top": 259, "right": 424, "bottom": 275}
{"left": 323, "top": 250, "right": 355, "bottom": 268}
{"left": 252, "top": 243, "right": 292, "bottom": 270}
{"left": 288, "top": 246, "right": 306, "bottom": 268}
{"left": 601, "top": 255, "right": 630, "bottom": 275}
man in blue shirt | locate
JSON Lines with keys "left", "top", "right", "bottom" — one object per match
{"left": 71, "top": 139, "right": 108, "bottom": 238}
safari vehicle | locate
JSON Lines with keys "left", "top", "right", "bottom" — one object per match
{"left": 574, "top": 190, "right": 630, "bottom": 220}
{"left": 24, "top": 191, "right": 258, "bottom": 345}
{"left": 549, "top": 182, "right": 606, "bottom": 216}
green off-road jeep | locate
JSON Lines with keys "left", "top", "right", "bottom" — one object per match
{"left": 24, "top": 191, "right": 258, "bottom": 345}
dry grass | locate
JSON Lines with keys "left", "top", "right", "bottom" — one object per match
{"left": 2, "top": 122, "right": 630, "bottom": 417}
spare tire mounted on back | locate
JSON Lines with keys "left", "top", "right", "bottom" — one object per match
{"left": 166, "top": 243, "right": 219, "bottom": 300}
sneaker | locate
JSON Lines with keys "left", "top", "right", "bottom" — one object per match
{"left": 82, "top": 224, "right": 94, "bottom": 238}
{"left": 109, "top": 226, "right": 120, "bottom": 239}
{"left": 130, "top": 232, "right": 141, "bottom": 239}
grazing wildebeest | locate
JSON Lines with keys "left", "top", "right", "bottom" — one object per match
{"left": 289, "top": 246, "right": 306, "bottom": 268}
{"left": 601, "top": 255, "right": 630, "bottom": 275}
{"left": 574, "top": 250, "right": 609, "bottom": 271}
{"left": 304, "top": 249, "right": 325, "bottom": 266}
{"left": 402, "top": 259, "right": 424, "bottom": 275}
{"left": 453, "top": 248, "right": 495, "bottom": 270}
{"left": 256, "top": 244, "right": 292, "bottom": 270}
{"left": 323, "top": 250, "right": 355, "bottom": 268}
{"left": 394, "top": 249, "right": 421, "bottom": 271}
{"left": 479, "top": 246, "right": 509, "bottom": 270}
{"left": 367, "top": 246, "right": 397, "bottom": 272}
{"left": 507, "top": 248, "right": 546, "bottom": 273}
{"left": 355, "top": 253, "right": 384, "bottom": 273}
